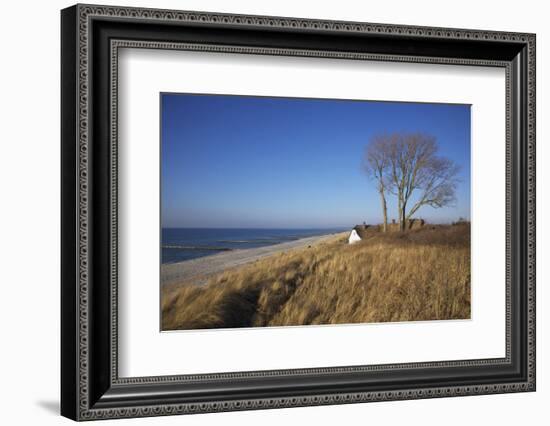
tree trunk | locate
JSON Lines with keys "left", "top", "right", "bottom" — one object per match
{"left": 400, "top": 201, "right": 407, "bottom": 231}
{"left": 379, "top": 189, "right": 388, "bottom": 232}
{"left": 397, "top": 196, "right": 402, "bottom": 231}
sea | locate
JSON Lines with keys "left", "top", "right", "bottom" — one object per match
{"left": 161, "top": 228, "right": 345, "bottom": 264}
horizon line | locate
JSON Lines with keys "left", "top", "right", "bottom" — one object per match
{"left": 161, "top": 222, "right": 470, "bottom": 230}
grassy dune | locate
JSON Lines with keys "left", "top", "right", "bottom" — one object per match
{"left": 161, "top": 224, "right": 470, "bottom": 331}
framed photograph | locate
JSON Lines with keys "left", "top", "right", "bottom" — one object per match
{"left": 61, "top": 4, "right": 536, "bottom": 421}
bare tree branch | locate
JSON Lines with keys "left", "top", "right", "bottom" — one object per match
{"left": 362, "top": 135, "right": 391, "bottom": 232}
{"left": 364, "top": 132, "right": 460, "bottom": 231}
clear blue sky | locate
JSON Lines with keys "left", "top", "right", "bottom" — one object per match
{"left": 161, "top": 93, "right": 470, "bottom": 229}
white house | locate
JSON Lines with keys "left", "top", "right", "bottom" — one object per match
{"left": 348, "top": 229, "right": 362, "bottom": 244}
{"left": 348, "top": 224, "right": 370, "bottom": 244}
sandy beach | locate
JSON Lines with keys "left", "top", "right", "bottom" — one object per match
{"left": 161, "top": 232, "right": 346, "bottom": 287}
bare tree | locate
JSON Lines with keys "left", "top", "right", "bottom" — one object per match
{"left": 364, "top": 132, "right": 460, "bottom": 231}
{"left": 362, "top": 136, "right": 391, "bottom": 232}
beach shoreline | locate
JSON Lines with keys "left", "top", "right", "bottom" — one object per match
{"left": 161, "top": 231, "right": 347, "bottom": 288}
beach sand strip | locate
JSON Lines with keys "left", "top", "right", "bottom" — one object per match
{"left": 161, "top": 232, "right": 346, "bottom": 287}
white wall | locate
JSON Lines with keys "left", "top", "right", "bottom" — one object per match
{"left": 0, "top": 0, "right": 547, "bottom": 424}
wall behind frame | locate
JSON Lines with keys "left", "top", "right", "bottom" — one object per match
{"left": 0, "top": 0, "right": 546, "bottom": 425}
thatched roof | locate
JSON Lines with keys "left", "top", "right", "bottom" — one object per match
{"left": 352, "top": 224, "right": 371, "bottom": 239}
{"left": 353, "top": 219, "right": 425, "bottom": 235}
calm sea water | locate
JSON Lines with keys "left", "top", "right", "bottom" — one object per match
{"left": 161, "top": 228, "right": 344, "bottom": 264}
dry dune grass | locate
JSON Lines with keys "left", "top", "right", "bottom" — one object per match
{"left": 161, "top": 224, "right": 470, "bottom": 331}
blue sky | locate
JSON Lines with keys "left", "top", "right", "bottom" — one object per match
{"left": 161, "top": 93, "right": 470, "bottom": 229}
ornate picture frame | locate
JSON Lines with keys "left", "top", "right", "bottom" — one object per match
{"left": 61, "top": 4, "right": 535, "bottom": 421}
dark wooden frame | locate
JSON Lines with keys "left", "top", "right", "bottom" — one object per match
{"left": 61, "top": 4, "right": 536, "bottom": 421}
